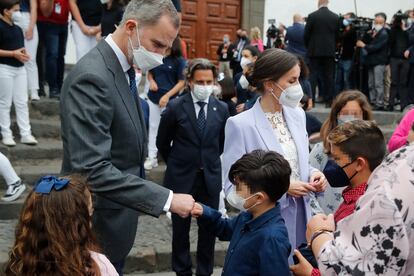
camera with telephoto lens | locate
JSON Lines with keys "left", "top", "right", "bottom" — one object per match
{"left": 347, "top": 17, "right": 374, "bottom": 39}
{"left": 393, "top": 10, "right": 409, "bottom": 28}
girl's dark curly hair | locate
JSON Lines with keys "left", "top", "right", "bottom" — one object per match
{"left": 5, "top": 175, "right": 101, "bottom": 276}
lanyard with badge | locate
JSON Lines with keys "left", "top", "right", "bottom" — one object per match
{"left": 55, "top": 2, "right": 61, "bottom": 15}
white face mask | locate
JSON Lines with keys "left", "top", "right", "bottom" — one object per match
{"left": 212, "top": 85, "right": 221, "bottom": 98}
{"left": 100, "top": 0, "right": 109, "bottom": 3}
{"left": 240, "top": 57, "right": 253, "bottom": 68}
{"left": 239, "top": 74, "right": 249, "bottom": 89}
{"left": 271, "top": 83, "right": 304, "bottom": 108}
{"left": 11, "top": 11, "right": 23, "bottom": 24}
{"left": 337, "top": 115, "right": 358, "bottom": 125}
{"left": 226, "top": 190, "right": 260, "bottom": 212}
{"left": 374, "top": 24, "right": 383, "bottom": 32}
{"left": 129, "top": 27, "right": 164, "bottom": 72}
{"left": 192, "top": 84, "right": 213, "bottom": 101}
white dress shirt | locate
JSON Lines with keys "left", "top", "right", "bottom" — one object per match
{"left": 190, "top": 91, "right": 210, "bottom": 119}
{"left": 105, "top": 35, "right": 173, "bottom": 212}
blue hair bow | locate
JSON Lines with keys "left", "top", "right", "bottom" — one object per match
{"left": 34, "top": 175, "right": 70, "bottom": 194}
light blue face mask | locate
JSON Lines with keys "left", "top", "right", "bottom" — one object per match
{"left": 337, "top": 115, "right": 358, "bottom": 125}
{"left": 343, "top": 19, "right": 350, "bottom": 27}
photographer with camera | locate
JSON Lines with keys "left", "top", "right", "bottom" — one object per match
{"left": 356, "top": 12, "right": 389, "bottom": 111}
{"left": 388, "top": 11, "right": 410, "bottom": 111}
{"left": 335, "top": 12, "right": 357, "bottom": 94}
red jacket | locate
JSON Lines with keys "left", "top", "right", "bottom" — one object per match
{"left": 38, "top": 0, "right": 70, "bottom": 25}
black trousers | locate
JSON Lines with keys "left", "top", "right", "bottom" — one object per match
{"left": 390, "top": 58, "right": 410, "bottom": 109}
{"left": 172, "top": 171, "right": 219, "bottom": 276}
{"left": 309, "top": 57, "right": 335, "bottom": 103}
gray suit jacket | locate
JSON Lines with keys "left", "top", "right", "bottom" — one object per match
{"left": 60, "top": 40, "right": 170, "bottom": 262}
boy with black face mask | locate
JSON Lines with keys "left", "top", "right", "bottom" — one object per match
{"left": 291, "top": 120, "right": 386, "bottom": 276}
{"left": 191, "top": 150, "right": 292, "bottom": 276}
{"left": 324, "top": 120, "right": 386, "bottom": 222}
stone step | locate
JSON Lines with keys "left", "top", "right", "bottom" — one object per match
{"left": 309, "top": 106, "right": 403, "bottom": 127}
{"left": 27, "top": 98, "right": 405, "bottom": 126}
{"left": 10, "top": 119, "right": 61, "bottom": 139}
{"left": 0, "top": 160, "right": 166, "bottom": 220}
{"left": 30, "top": 98, "right": 61, "bottom": 118}
{"left": 0, "top": 138, "right": 63, "bottom": 162}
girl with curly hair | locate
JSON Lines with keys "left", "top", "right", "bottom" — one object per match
{"left": 5, "top": 175, "right": 118, "bottom": 276}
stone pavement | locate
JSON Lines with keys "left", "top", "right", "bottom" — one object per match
{"left": 0, "top": 215, "right": 229, "bottom": 274}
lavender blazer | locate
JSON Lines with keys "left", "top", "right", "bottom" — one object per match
{"left": 222, "top": 98, "right": 317, "bottom": 250}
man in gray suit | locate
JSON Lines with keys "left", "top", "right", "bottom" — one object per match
{"left": 60, "top": 1, "right": 195, "bottom": 274}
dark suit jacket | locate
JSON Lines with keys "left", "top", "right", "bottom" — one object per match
{"left": 217, "top": 42, "right": 235, "bottom": 61}
{"left": 304, "top": 7, "right": 339, "bottom": 57}
{"left": 286, "top": 23, "right": 307, "bottom": 58}
{"left": 60, "top": 40, "right": 170, "bottom": 262}
{"left": 408, "top": 25, "right": 414, "bottom": 64}
{"left": 363, "top": 28, "right": 389, "bottom": 66}
{"left": 156, "top": 92, "right": 229, "bottom": 200}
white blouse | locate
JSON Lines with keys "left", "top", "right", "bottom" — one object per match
{"left": 265, "top": 111, "right": 300, "bottom": 181}
{"left": 90, "top": 251, "right": 119, "bottom": 276}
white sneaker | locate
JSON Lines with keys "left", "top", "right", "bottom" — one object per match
{"left": 1, "top": 181, "right": 26, "bottom": 202}
{"left": 21, "top": 135, "right": 38, "bottom": 145}
{"left": 144, "top": 157, "right": 158, "bottom": 170}
{"left": 2, "top": 137, "right": 16, "bottom": 147}
{"left": 30, "top": 90, "right": 40, "bottom": 101}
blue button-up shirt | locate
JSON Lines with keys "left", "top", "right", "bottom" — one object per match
{"left": 199, "top": 204, "right": 291, "bottom": 276}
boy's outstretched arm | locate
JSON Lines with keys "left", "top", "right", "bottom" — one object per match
{"left": 192, "top": 203, "right": 239, "bottom": 241}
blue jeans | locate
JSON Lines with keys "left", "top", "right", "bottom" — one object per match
{"left": 335, "top": 59, "right": 353, "bottom": 95}
{"left": 37, "top": 22, "right": 68, "bottom": 94}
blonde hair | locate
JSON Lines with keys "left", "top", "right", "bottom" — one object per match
{"left": 250, "top": 27, "right": 261, "bottom": 41}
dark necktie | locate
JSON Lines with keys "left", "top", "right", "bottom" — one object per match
{"left": 197, "top": 101, "right": 207, "bottom": 133}
{"left": 127, "top": 67, "right": 146, "bottom": 178}
{"left": 127, "top": 67, "right": 138, "bottom": 102}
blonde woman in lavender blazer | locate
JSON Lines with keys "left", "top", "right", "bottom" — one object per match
{"left": 222, "top": 49, "right": 327, "bottom": 254}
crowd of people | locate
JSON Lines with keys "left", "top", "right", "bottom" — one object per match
{"left": 1, "top": 0, "right": 414, "bottom": 275}
{"left": 216, "top": 0, "right": 414, "bottom": 114}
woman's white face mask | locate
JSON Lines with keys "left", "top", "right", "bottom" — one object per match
{"left": 270, "top": 83, "right": 304, "bottom": 108}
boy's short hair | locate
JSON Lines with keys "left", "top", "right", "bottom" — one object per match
{"left": 328, "top": 120, "right": 386, "bottom": 171}
{"left": 0, "top": 0, "right": 19, "bottom": 15}
{"left": 228, "top": 150, "right": 291, "bottom": 202}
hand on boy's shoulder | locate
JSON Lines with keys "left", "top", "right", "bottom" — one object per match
{"left": 191, "top": 202, "right": 204, "bottom": 218}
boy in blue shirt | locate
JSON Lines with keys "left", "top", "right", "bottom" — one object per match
{"left": 191, "top": 149, "right": 292, "bottom": 275}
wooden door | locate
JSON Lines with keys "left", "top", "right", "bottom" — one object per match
{"left": 180, "top": 0, "right": 241, "bottom": 62}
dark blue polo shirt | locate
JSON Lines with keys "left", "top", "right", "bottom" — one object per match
{"left": 199, "top": 203, "right": 291, "bottom": 276}
{"left": 20, "top": 0, "right": 30, "bottom": 12}
{"left": 148, "top": 56, "right": 186, "bottom": 105}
